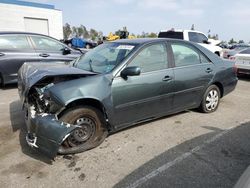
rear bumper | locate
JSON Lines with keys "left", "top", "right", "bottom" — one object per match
{"left": 24, "top": 105, "right": 78, "bottom": 158}
{"left": 223, "top": 77, "right": 238, "bottom": 97}
{"left": 238, "top": 68, "right": 250, "bottom": 75}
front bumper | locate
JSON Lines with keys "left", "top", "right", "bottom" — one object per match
{"left": 25, "top": 106, "right": 78, "bottom": 158}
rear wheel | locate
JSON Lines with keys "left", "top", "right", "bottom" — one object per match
{"left": 58, "top": 106, "right": 108, "bottom": 154}
{"left": 199, "top": 85, "right": 221, "bottom": 113}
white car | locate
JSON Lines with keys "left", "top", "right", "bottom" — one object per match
{"left": 232, "top": 48, "right": 250, "bottom": 75}
{"left": 158, "top": 29, "right": 223, "bottom": 56}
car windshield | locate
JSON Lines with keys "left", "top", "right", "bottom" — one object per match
{"left": 75, "top": 43, "right": 136, "bottom": 73}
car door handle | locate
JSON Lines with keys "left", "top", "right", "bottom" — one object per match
{"left": 205, "top": 68, "right": 213, "bottom": 73}
{"left": 162, "top": 76, "right": 173, "bottom": 81}
{"left": 0, "top": 52, "right": 5, "bottom": 56}
{"left": 39, "top": 53, "right": 50, "bottom": 57}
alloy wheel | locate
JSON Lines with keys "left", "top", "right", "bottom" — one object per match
{"left": 205, "top": 89, "right": 219, "bottom": 111}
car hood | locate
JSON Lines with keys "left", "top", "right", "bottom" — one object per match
{"left": 18, "top": 62, "right": 96, "bottom": 104}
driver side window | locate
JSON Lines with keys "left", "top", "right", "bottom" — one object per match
{"left": 128, "top": 43, "right": 168, "bottom": 73}
{"left": 30, "top": 35, "right": 65, "bottom": 51}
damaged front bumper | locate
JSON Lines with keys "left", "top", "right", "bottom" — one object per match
{"left": 25, "top": 106, "right": 78, "bottom": 159}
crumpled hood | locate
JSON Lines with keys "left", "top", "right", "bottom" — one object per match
{"left": 18, "top": 62, "right": 96, "bottom": 104}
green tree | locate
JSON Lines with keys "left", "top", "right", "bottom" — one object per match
{"left": 72, "top": 26, "right": 78, "bottom": 37}
{"left": 63, "top": 23, "right": 72, "bottom": 39}
{"left": 239, "top": 40, "right": 244, "bottom": 43}
{"left": 229, "top": 38, "right": 236, "bottom": 44}
{"left": 147, "top": 32, "right": 157, "bottom": 38}
{"left": 80, "top": 25, "right": 90, "bottom": 39}
{"left": 77, "top": 26, "right": 84, "bottom": 38}
{"left": 89, "top": 28, "right": 98, "bottom": 40}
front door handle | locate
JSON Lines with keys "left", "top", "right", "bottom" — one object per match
{"left": 205, "top": 68, "right": 213, "bottom": 73}
{"left": 0, "top": 52, "right": 5, "bottom": 56}
{"left": 39, "top": 53, "right": 50, "bottom": 58}
{"left": 162, "top": 75, "right": 173, "bottom": 81}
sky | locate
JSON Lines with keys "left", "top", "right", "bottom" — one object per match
{"left": 25, "top": 0, "right": 250, "bottom": 42}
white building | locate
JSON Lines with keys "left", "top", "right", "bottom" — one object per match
{"left": 0, "top": 0, "right": 63, "bottom": 39}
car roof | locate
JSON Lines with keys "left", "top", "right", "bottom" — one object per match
{"left": 112, "top": 38, "right": 183, "bottom": 45}
{"left": 159, "top": 29, "right": 205, "bottom": 35}
{"left": 0, "top": 31, "right": 57, "bottom": 39}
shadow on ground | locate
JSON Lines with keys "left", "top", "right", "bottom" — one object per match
{"left": 114, "top": 122, "right": 250, "bottom": 188}
{"left": 238, "top": 74, "right": 250, "bottom": 81}
{"left": 9, "top": 100, "right": 52, "bottom": 164}
{"left": 0, "top": 83, "right": 17, "bottom": 90}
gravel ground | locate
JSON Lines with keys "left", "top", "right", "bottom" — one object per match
{"left": 0, "top": 77, "right": 249, "bottom": 188}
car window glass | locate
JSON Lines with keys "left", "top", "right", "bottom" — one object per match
{"left": 171, "top": 43, "right": 201, "bottom": 67}
{"left": 158, "top": 31, "right": 184, "bottom": 39}
{"left": 188, "top": 32, "right": 199, "bottom": 43}
{"left": 128, "top": 43, "right": 168, "bottom": 73}
{"left": 200, "top": 53, "right": 211, "bottom": 64}
{"left": 240, "top": 48, "right": 250, "bottom": 54}
{"left": 76, "top": 43, "right": 135, "bottom": 73}
{"left": 0, "top": 35, "right": 31, "bottom": 50}
{"left": 31, "top": 36, "right": 65, "bottom": 51}
{"left": 197, "top": 33, "right": 208, "bottom": 43}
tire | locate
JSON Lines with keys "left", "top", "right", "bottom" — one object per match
{"left": 199, "top": 85, "right": 221, "bottom": 113}
{"left": 58, "top": 106, "right": 108, "bottom": 154}
{"left": 86, "top": 44, "right": 91, "bottom": 49}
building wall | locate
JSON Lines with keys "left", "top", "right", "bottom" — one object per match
{"left": 0, "top": 3, "right": 63, "bottom": 39}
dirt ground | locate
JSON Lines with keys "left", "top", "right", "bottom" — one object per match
{"left": 0, "top": 77, "right": 250, "bottom": 188}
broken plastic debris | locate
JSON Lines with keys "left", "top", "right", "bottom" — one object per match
{"left": 30, "top": 106, "right": 36, "bottom": 118}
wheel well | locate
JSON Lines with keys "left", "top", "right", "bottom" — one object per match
{"left": 60, "top": 98, "right": 109, "bottom": 122}
{"left": 212, "top": 82, "right": 224, "bottom": 97}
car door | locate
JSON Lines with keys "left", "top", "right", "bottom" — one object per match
{"left": 111, "top": 42, "right": 175, "bottom": 128}
{"left": 0, "top": 34, "right": 37, "bottom": 83}
{"left": 29, "top": 35, "right": 80, "bottom": 63}
{"left": 170, "top": 42, "right": 215, "bottom": 111}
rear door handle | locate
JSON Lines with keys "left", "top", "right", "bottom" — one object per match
{"left": 162, "top": 75, "right": 173, "bottom": 81}
{"left": 0, "top": 52, "right": 5, "bottom": 56}
{"left": 205, "top": 68, "right": 213, "bottom": 73}
{"left": 39, "top": 53, "right": 50, "bottom": 57}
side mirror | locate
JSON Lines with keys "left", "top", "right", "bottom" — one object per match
{"left": 62, "top": 47, "right": 71, "bottom": 55}
{"left": 203, "top": 40, "right": 211, "bottom": 44}
{"left": 121, "top": 66, "right": 141, "bottom": 79}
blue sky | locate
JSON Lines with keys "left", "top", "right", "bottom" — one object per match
{"left": 26, "top": 0, "right": 250, "bottom": 42}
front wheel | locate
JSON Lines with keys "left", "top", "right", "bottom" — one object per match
{"left": 58, "top": 106, "right": 108, "bottom": 154}
{"left": 199, "top": 85, "right": 221, "bottom": 113}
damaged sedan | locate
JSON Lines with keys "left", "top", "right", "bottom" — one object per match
{"left": 18, "top": 38, "right": 238, "bottom": 158}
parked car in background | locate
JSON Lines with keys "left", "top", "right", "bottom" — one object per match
{"left": 231, "top": 48, "right": 250, "bottom": 75}
{"left": 18, "top": 38, "right": 238, "bottom": 158}
{"left": 0, "top": 32, "right": 83, "bottom": 86}
{"left": 158, "top": 29, "right": 223, "bottom": 56}
{"left": 63, "top": 37, "right": 97, "bottom": 49}
{"left": 223, "top": 46, "right": 248, "bottom": 59}
{"left": 229, "top": 43, "right": 250, "bottom": 50}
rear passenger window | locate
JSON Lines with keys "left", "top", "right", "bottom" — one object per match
{"left": 129, "top": 43, "right": 168, "bottom": 73}
{"left": 0, "top": 35, "right": 31, "bottom": 50}
{"left": 171, "top": 43, "right": 201, "bottom": 67}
